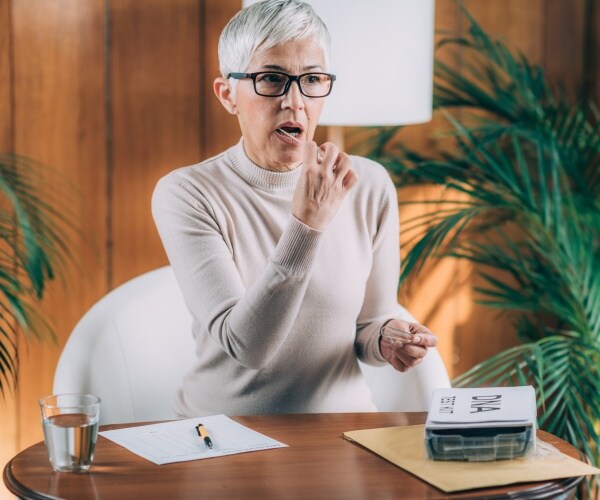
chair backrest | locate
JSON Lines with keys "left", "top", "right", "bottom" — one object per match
{"left": 359, "top": 348, "right": 451, "bottom": 412}
{"left": 54, "top": 266, "right": 450, "bottom": 424}
{"left": 53, "top": 266, "right": 196, "bottom": 424}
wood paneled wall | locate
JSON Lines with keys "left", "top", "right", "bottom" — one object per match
{"left": 0, "top": 1, "right": 595, "bottom": 494}
{"left": 0, "top": 0, "right": 240, "bottom": 492}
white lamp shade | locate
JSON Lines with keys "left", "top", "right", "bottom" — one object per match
{"left": 242, "top": 0, "right": 435, "bottom": 126}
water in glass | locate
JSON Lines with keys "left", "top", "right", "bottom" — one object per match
{"left": 42, "top": 410, "right": 99, "bottom": 472}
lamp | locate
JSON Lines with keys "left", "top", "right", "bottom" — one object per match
{"left": 241, "top": 0, "right": 435, "bottom": 143}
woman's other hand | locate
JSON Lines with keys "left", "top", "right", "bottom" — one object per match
{"left": 291, "top": 141, "right": 358, "bottom": 230}
{"left": 379, "top": 320, "right": 438, "bottom": 372}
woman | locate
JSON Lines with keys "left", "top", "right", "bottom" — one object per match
{"left": 152, "top": 0, "right": 438, "bottom": 417}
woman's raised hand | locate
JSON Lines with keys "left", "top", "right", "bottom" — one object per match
{"left": 291, "top": 141, "right": 358, "bottom": 230}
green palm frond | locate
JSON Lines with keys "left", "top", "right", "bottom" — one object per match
{"left": 0, "top": 154, "right": 77, "bottom": 396}
{"left": 454, "top": 336, "right": 600, "bottom": 465}
{"left": 433, "top": 11, "right": 600, "bottom": 198}
{"left": 360, "top": 6, "right": 600, "bottom": 475}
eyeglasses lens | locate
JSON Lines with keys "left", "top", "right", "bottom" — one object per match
{"left": 255, "top": 73, "right": 332, "bottom": 97}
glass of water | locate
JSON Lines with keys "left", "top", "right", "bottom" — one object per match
{"left": 39, "top": 394, "right": 101, "bottom": 472}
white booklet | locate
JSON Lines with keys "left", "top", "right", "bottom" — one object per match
{"left": 99, "top": 414, "right": 288, "bottom": 465}
{"left": 426, "top": 386, "right": 537, "bottom": 429}
{"left": 424, "top": 386, "right": 537, "bottom": 461}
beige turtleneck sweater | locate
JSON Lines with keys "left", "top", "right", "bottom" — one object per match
{"left": 152, "top": 140, "right": 416, "bottom": 417}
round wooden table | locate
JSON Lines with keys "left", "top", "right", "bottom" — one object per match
{"left": 4, "top": 413, "right": 585, "bottom": 499}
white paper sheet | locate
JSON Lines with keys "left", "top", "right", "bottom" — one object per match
{"left": 99, "top": 414, "right": 287, "bottom": 465}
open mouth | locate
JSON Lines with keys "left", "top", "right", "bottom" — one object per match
{"left": 277, "top": 126, "right": 302, "bottom": 136}
{"left": 275, "top": 125, "right": 303, "bottom": 143}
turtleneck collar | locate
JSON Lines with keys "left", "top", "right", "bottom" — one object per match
{"left": 227, "top": 139, "right": 301, "bottom": 190}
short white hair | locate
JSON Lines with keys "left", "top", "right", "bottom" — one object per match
{"left": 218, "top": 0, "right": 331, "bottom": 78}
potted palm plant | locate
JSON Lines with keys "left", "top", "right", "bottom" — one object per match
{"left": 0, "top": 153, "right": 75, "bottom": 396}
{"left": 361, "top": 10, "right": 600, "bottom": 473}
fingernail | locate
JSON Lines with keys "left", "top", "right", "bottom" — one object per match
{"left": 413, "top": 336, "right": 421, "bottom": 344}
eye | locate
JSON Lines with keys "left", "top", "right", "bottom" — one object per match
{"left": 304, "top": 74, "right": 323, "bottom": 85}
{"left": 258, "top": 73, "right": 286, "bottom": 84}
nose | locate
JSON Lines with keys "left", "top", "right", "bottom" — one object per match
{"left": 281, "top": 80, "right": 305, "bottom": 111}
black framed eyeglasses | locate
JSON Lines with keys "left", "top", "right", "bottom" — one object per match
{"left": 227, "top": 71, "right": 336, "bottom": 98}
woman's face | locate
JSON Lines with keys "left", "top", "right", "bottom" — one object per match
{"left": 216, "top": 38, "right": 327, "bottom": 171}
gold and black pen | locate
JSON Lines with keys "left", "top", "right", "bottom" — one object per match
{"left": 196, "top": 423, "right": 213, "bottom": 449}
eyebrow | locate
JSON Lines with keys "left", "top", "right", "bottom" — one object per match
{"left": 259, "top": 64, "right": 324, "bottom": 72}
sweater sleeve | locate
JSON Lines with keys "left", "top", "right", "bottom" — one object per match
{"left": 354, "top": 172, "right": 418, "bottom": 366}
{"left": 152, "top": 174, "right": 322, "bottom": 370}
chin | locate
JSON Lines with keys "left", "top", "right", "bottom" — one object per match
{"left": 276, "top": 152, "right": 301, "bottom": 169}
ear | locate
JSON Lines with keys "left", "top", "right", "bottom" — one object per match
{"left": 214, "top": 77, "right": 238, "bottom": 115}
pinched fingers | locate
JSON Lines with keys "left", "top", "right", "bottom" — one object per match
{"left": 303, "top": 141, "right": 320, "bottom": 166}
{"left": 293, "top": 141, "right": 357, "bottom": 230}
{"left": 395, "top": 333, "right": 436, "bottom": 367}
{"left": 380, "top": 321, "right": 438, "bottom": 347}
{"left": 409, "top": 332, "right": 438, "bottom": 348}
{"left": 388, "top": 342, "right": 427, "bottom": 371}
{"left": 379, "top": 320, "right": 438, "bottom": 373}
{"left": 398, "top": 343, "right": 429, "bottom": 359}
{"left": 333, "top": 152, "right": 358, "bottom": 191}
{"left": 304, "top": 142, "right": 354, "bottom": 185}
{"left": 388, "top": 354, "right": 425, "bottom": 373}
{"left": 314, "top": 142, "right": 339, "bottom": 169}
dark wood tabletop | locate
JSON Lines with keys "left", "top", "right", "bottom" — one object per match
{"left": 4, "top": 412, "right": 585, "bottom": 499}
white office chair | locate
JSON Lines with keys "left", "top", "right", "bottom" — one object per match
{"left": 54, "top": 266, "right": 450, "bottom": 424}
{"left": 53, "top": 266, "right": 196, "bottom": 425}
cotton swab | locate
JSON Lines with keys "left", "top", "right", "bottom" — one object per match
{"left": 277, "top": 127, "right": 302, "bottom": 144}
{"left": 380, "top": 324, "right": 417, "bottom": 345}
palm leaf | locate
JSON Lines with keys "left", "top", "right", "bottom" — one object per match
{"left": 0, "top": 154, "right": 77, "bottom": 395}
{"left": 455, "top": 337, "right": 600, "bottom": 464}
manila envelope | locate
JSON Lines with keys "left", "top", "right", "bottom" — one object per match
{"left": 343, "top": 424, "right": 600, "bottom": 493}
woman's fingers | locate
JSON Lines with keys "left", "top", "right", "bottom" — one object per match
{"left": 306, "top": 143, "right": 357, "bottom": 190}
{"left": 379, "top": 320, "right": 439, "bottom": 373}
{"left": 317, "top": 142, "right": 339, "bottom": 168}
{"left": 342, "top": 169, "right": 359, "bottom": 191}
{"left": 332, "top": 152, "right": 358, "bottom": 191}
{"left": 409, "top": 332, "right": 438, "bottom": 348}
{"left": 382, "top": 320, "right": 438, "bottom": 347}
{"left": 388, "top": 343, "right": 427, "bottom": 370}
{"left": 291, "top": 141, "right": 357, "bottom": 230}
{"left": 389, "top": 354, "right": 424, "bottom": 372}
